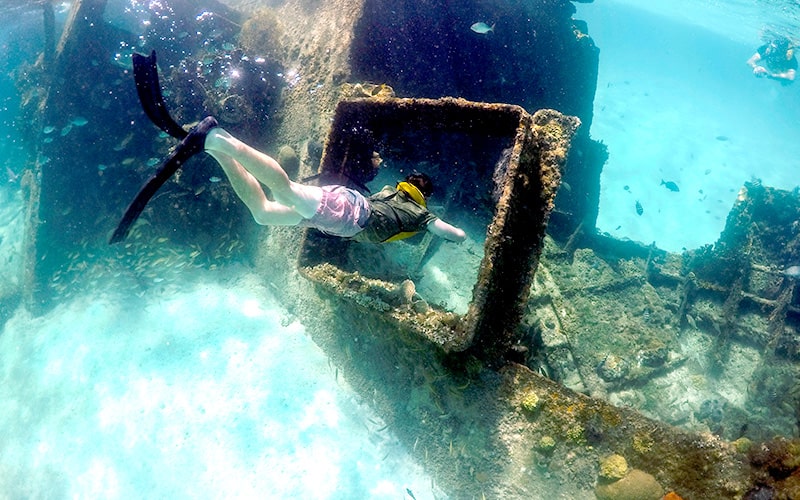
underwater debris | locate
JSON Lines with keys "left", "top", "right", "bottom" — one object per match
{"left": 340, "top": 82, "right": 396, "bottom": 99}
{"left": 597, "top": 354, "right": 629, "bottom": 382}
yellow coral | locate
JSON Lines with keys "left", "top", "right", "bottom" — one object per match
{"left": 565, "top": 424, "right": 585, "bottom": 443}
{"left": 537, "top": 435, "right": 556, "bottom": 453}
{"left": 520, "top": 390, "right": 540, "bottom": 412}
{"left": 732, "top": 437, "right": 752, "bottom": 453}
{"left": 632, "top": 432, "right": 655, "bottom": 453}
{"left": 599, "top": 454, "right": 629, "bottom": 481}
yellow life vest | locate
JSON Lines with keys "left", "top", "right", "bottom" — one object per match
{"left": 383, "top": 182, "right": 427, "bottom": 242}
{"left": 396, "top": 181, "right": 426, "bottom": 207}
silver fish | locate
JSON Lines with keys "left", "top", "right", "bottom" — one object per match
{"left": 783, "top": 265, "right": 800, "bottom": 278}
{"left": 470, "top": 22, "right": 495, "bottom": 34}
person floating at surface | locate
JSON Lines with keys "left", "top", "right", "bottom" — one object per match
{"left": 163, "top": 116, "right": 467, "bottom": 244}
{"left": 747, "top": 36, "right": 797, "bottom": 83}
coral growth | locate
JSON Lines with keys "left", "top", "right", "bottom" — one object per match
{"left": 594, "top": 468, "right": 664, "bottom": 500}
{"left": 632, "top": 432, "right": 655, "bottom": 454}
{"left": 746, "top": 437, "right": 800, "bottom": 498}
{"left": 239, "top": 9, "right": 286, "bottom": 62}
{"left": 749, "top": 437, "right": 800, "bottom": 478}
{"left": 733, "top": 437, "right": 754, "bottom": 454}
{"left": 277, "top": 145, "right": 300, "bottom": 180}
{"left": 536, "top": 435, "right": 556, "bottom": 454}
{"left": 599, "top": 453, "right": 628, "bottom": 481}
{"left": 519, "top": 390, "right": 540, "bottom": 413}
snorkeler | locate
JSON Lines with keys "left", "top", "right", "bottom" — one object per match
{"left": 747, "top": 37, "right": 797, "bottom": 83}
{"left": 110, "top": 52, "right": 466, "bottom": 245}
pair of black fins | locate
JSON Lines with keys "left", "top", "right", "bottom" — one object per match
{"left": 109, "top": 50, "right": 203, "bottom": 244}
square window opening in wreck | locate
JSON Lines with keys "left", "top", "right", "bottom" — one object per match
{"left": 299, "top": 98, "right": 523, "bottom": 316}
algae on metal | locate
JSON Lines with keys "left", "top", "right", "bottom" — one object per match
{"left": 500, "top": 364, "right": 750, "bottom": 498}
{"left": 302, "top": 262, "right": 464, "bottom": 350}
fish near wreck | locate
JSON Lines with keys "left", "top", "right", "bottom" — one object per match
{"left": 661, "top": 179, "right": 680, "bottom": 192}
{"left": 783, "top": 265, "right": 800, "bottom": 278}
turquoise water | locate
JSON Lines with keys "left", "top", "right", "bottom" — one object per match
{"left": 0, "top": 271, "right": 435, "bottom": 497}
{"left": 0, "top": 0, "right": 799, "bottom": 498}
{"left": 578, "top": 0, "right": 800, "bottom": 251}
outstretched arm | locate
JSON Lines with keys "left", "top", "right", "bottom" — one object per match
{"left": 768, "top": 68, "right": 796, "bottom": 81}
{"left": 747, "top": 52, "right": 762, "bottom": 69}
{"left": 427, "top": 218, "right": 467, "bottom": 242}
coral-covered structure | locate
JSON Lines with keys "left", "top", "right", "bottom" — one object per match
{"left": 298, "top": 97, "right": 578, "bottom": 365}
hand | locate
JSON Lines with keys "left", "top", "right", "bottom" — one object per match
{"left": 753, "top": 66, "right": 768, "bottom": 77}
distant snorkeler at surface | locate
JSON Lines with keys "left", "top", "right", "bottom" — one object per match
{"left": 110, "top": 51, "right": 466, "bottom": 246}
{"left": 747, "top": 36, "right": 797, "bottom": 83}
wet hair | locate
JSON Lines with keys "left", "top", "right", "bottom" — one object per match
{"left": 405, "top": 172, "right": 434, "bottom": 198}
{"left": 343, "top": 126, "right": 379, "bottom": 184}
{"left": 771, "top": 37, "right": 791, "bottom": 53}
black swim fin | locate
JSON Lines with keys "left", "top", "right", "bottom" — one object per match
{"left": 132, "top": 50, "right": 188, "bottom": 140}
{"left": 110, "top": 117, "right": 218, "bottom": 244}
{"left": 109, "top": 142, "right": 194, "bottom": 244}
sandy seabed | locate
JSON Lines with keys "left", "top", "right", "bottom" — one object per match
{"left": 0, "top": 268, "right": 439, "bottom": 499}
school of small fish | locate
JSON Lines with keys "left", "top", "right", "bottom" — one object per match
{"left": 47, "top": 227, "right": 247, "bottom": 300}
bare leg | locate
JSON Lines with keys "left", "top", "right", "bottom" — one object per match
{"left": 204, "top": 127, "right": 323, "bottom": 218}
{"left": 207, "top": 150, "right": 304, "bottom": 226}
